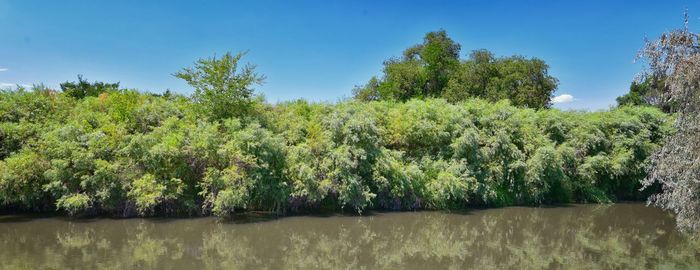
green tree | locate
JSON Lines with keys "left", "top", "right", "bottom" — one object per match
{"left": 354, "top": 31, "right": 558, "bottom": 108}
{"left": 409, "top": 30, "right": 461, "bottom": 97}
{"left": 442, "top": 49, "right": 497, "bottom": 101}
{"left": 444, "top": 50, "right": 558, "bottom": 108}
{"left": 60, "top": 75, "right": 119, "bottom": 99}
{"left": 490, "top": 56, "right": 557, "bottom": 108}
{"left": 616, "top": 76, "right": 674, "bottom": 112}
{"left": 353, "top": 30, "right": 458, "bottom": 101}
{"left": 175, "top": 52, "right": 265, "bottom": 121}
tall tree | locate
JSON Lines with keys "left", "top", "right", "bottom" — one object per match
{"left": 444, "top": 51, "right": 557, "bottom": 108}
{"left": 354, "top": 30, "right": 558, "bottom": 108}
{"left": 175, "top": 52, "right": 265, "bottom": 120}
{"left": 410, "top": 30, "right": 461, "bottom": 97}
{"left": 641, "top": 13, "right": 700, "bottom": 232}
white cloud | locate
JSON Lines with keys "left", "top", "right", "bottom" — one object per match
{"left": 0, "top": 68, "right": 7, "bottom": 72}
{"left": 552, "top": 94, "right": 575, "bottom": 104}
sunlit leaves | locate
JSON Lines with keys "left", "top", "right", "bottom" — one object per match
{"left": 354, "top": 30, "right": 558, "bottom": 108}
{"left": 0, "top": 88, "right": 673, "bottom": 217}
{"left": 174, "top": 52, "right": 265, "bottom": 121}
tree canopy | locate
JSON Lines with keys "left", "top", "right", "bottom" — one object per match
{"left": 616, "top": 76, "right": 675, "bottom": 112}
{"left": 60, "top": 75, "right": 120, "bottom": 99}
{"left": 353, "top": 30, "right": 559, "bottom": 108}
{"left": 174, "top": 52, "right": 265, "bottom": 121}
{"left": 640, "top": 14, "right": 700, "bottom": 232}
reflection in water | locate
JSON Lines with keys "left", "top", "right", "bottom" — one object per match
{"left": 0, "top": 203, "right": 698, "bottom": 270}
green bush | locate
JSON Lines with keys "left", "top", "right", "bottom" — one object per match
{"left": 0, "top": 88, "right": 673, "bottom": 217}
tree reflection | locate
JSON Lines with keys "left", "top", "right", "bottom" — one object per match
{"left": 0, "top": 204, "right": 698, "bottom": 269}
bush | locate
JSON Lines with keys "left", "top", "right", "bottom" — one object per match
{"left": 0, "top": 88, "right": 674, "bottom": 217}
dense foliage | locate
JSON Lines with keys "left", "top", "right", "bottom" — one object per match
{"left": 0, "top": 85, "right": 672, "bottom": 217}
{"left": 640, "top": 15, "right": 700, "bottom": 232}
{"left": 616, "top": 76, "right": 676, "bottom": 113}
{"left": 60, "top": 75, "right": 120, "bottom": 100}
{"left": 353, "top": 30, "right": 559, "bottom": 108}
{"left": 174, "top": 52, "right": 265, "bottom": 121}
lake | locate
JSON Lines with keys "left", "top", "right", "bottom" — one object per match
{"left": 0, "top": 203, "right": 698, "bottom": 269}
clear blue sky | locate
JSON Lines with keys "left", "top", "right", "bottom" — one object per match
{"left": 1, "top": 0, "right": 698, "bottom": 110}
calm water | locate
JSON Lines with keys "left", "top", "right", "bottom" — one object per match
{"left": 1, "top": 203, "right": 698, "bottom": 270}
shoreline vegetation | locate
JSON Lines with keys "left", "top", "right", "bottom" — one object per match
{"left": 0, "top": 89, "right": 673, "bottom": 217}
{"left": 0, "top": 29, "right": 679, "bottom": 219}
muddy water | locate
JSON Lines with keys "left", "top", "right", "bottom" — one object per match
{"left": 0, "top": 203, "right": 698, "bottom": 269}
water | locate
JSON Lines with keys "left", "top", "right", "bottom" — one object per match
{"left": 0, "top": 203, "right": 698, "bottom": 270}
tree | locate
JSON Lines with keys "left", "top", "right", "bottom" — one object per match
{"left": 442, "top": 50, "right": 497, "bottom": 102}
{"left": 353, "top": 30, "right": 558, "bottom": 108}
{"left": 409, "top": 30, "right": 461, "bottom": 97}
{"left": 60, "top": 75, "right": 120, "bottom": 99}
{"left": 444, "top": 51, "right": 558, "bottom": 108}
{"left": 353, "top": 30, "right": 458, "bottom": 101}
{"left": 352, "top": 77, "right": 382, "bottom": 101}
{"left": 616, "top": 76, "right": 674, "bottom": 112}
{"left": 640, "top": 13, "right": 700, "bottom": 232}
{"left": 616, "top": 81, "right": 652, "bottom": 107}
{"left": 174, "top": 52, "right": 265, "bottom": 120}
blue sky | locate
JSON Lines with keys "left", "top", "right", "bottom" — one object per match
{"left": 0, "top": 1, "right": 698, "bottom": 110}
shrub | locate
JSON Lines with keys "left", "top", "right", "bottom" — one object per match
{"left": 0, "top": 89, "right": 674, "bottom": 217}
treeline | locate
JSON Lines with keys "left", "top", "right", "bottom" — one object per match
{"left": 0, "top": 86, "right": 672, "bottom": 217}
{"left": 0, "top": 29, "right": 676, "bottom": 217}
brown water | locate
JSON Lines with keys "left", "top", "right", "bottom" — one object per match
{"left": 0, "top": 203, "right": 698, "bottom": 270}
